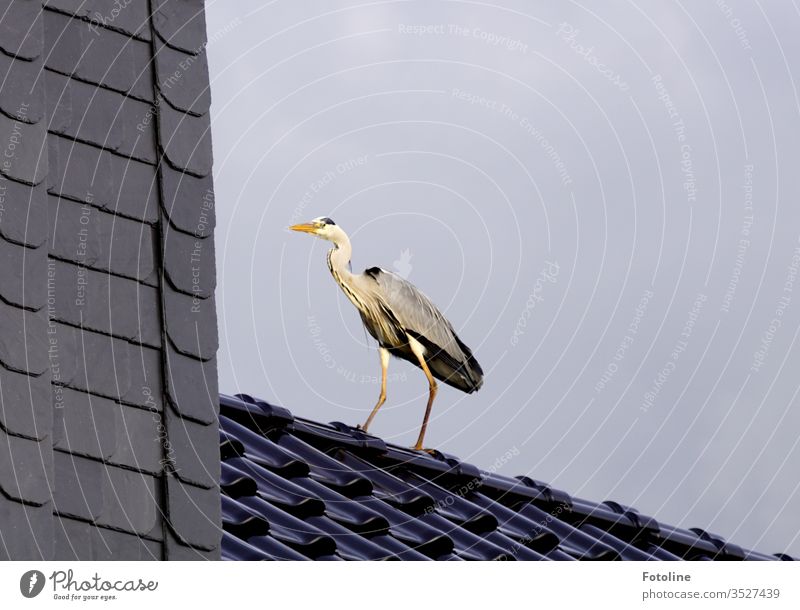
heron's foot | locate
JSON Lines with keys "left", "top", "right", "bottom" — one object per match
{"left": 411, "top": 445, "right": 437, "bottom": 455}
{"left": 356, "top": 423, "right": 369, "bottom": 432}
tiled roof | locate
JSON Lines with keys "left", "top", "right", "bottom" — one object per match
{"left": 219, "top": 393, "right": 796, "bottom": 561}
{"left": 0, "top": 0, "right": 220, "bottom": 560}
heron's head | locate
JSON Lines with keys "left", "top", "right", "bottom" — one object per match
{"left": 289, "top": 216, "right": 340, "bottom": 241}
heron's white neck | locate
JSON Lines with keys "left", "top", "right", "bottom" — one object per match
{"left": 326, "top": 227, "right": 353, "bottom": 284}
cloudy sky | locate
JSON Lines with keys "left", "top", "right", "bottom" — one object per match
{"left": 204, "top": 1, "right": 800, "bottom": 555}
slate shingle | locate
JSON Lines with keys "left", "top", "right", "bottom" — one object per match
{"left": 53, "top": 386, "right": 161, "bottom": 473}
{"left": 47, "top": 134, "right": 159, "bottom": 224}
{"left": 166, "top": 475, "right": 221, "bottom": 550}
{"left": 167, "top": 406, "right": 219, "bottom": 489}
{"left": 164, "top": 286, "right": 217, "bottom": 360}
{"left": 0, "top": 237, "right": 46, "bottom": 310}
{"left": 43, "top": 9, "right": 154, "bottom": 100}
{"left": 0, "top": 430, "right": 52, "bottom": 505}
{"left": 162, "top": 224, "right": 215, "bottom": 297}
{"left": 164, "top": 344, "right": 218, "bottom": 425}
{"left": 151, "top": 0, "right": 207, "bottom": 54}
{"left": 54, "top": 516, "right": 162, "bottom": 560}
{"left": 0, "top": 0, "right": 43, "bottom": 60}
{"left": 45, "top": 70, "right": 157, "bottom": 163}
{"left": 0, "top": 112, "right": 47, "bottom": 185}
{"left": 0, "top": 367, "right": 51, "bottom": 440}
{"left": 159, "top": 162, "right": 214, "bottom": 237}
{"left": 0, "top": 50, "right": 45, "bottom": 123}
{"left": 0, "top": 302, "right": 49, "bottom": 375}
{"left": 44, "top": 0, "right": 151, "bottom": 41}
{"left": 156, "top": 94, "right": 212, "bottom": 177}
{"left": 53, "top": 451, "right": 160, "bottom": 536}
{"left": 154, "top": 37, "right": 210, "bottom": 116}
{"left": 0, "top": 177, "right": 48, "bottom": 247}
{"left": 47, "top": 195, "right": 157, "bottom": 284}
{"left": 56, "top": 324, "right": 131, "bottom": 400}
{"left": 123, "top": 343, "right": 164, "bottom": 410}
{"left": 0, "top": 500, "right": 53, "bottom": 560}
{"left": 48, "top": 258, "right": 161, "bottom": 347}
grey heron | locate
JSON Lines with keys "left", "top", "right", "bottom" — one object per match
{"left": 290, "top": 216, "right": 484, "bottom": 451}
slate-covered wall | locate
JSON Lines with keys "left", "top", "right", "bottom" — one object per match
{"left": 0, "top": 0, "right": 220, "bottom": 560}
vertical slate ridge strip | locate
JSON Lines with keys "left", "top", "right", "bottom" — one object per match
{"left": 0, "top": 0, "right": 54, "bottom": 560}
{"left": 147, "top": 0, "right": 220, "bottom": 559}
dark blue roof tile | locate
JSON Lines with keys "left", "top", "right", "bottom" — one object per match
{"left": 218, "top": 393, "right": 796, "bottom": 561}
{"left": 236, "top": 494, "right": 336, "bottom": 557}
{"left": 274, "top": 432, "right": 373, "bottom": 497}
{"left": 220, "top": 415, "right": 308, "bottom": 478}
{"left": 223, "top": 458, "right": 324, "bottom": 518}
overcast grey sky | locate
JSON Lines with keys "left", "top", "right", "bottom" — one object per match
{"left": 205, "top": 1, "right": 800, "bottom": 555}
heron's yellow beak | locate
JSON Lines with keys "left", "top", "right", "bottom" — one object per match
{"left": 289, "top": 223, "right": 318, "bottom": 234}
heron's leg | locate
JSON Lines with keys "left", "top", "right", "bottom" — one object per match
{"left": 361, "top": 347, "right": 390, "bottom": 432}
{"left": 408, "top": 337, "right": 438, "bottom": 451}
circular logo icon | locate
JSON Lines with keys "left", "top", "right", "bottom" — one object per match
{"left": 20, "top": 570, "right": 45, "bottom": 598}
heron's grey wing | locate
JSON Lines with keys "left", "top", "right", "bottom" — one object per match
{"left": 365, "top": 268, "right": 483, "bottom": 391}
